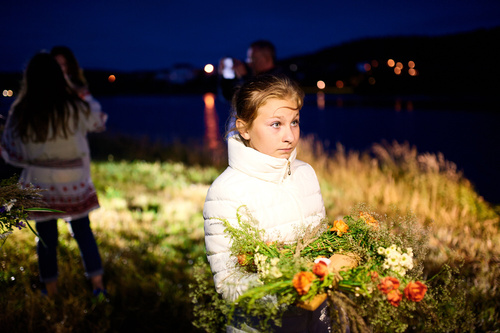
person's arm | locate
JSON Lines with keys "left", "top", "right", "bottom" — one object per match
{"left": 0, "top": 117, "right": 28, "bottom": 168}
{"left": 204, "top": 183, "right": 261, "bottom": 302}
{"left": 81, "top": 98, "right": 107, "bottom": 133}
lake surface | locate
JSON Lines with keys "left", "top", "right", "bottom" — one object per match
{"left": 1, "top": 94, "right": 498, "bottom": 204}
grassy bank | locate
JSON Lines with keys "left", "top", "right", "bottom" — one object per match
{"left": 0, "top": 136, "right": 498, "bottom": 332}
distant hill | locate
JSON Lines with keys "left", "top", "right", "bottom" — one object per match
{"left": 1, "top": 27, "right": 499, "bottom": 107}
{"left": 278, "top": 26, "right": 500, "bottom": 98}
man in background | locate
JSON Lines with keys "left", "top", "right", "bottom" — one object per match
{"left": 219, "top": 40, "right": 281, "bottom": 102}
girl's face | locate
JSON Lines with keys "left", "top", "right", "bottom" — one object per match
{"left": 237, "top": 98, "right": 300, "bottom": 159}
{"left": 54, "top": 55, "right": 68, "bottom": 75}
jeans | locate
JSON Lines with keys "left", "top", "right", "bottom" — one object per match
{"left": 36, "top": 216, "right": 103, "bottom": 283}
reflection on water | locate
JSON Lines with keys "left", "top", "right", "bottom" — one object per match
{"left": 203, "top": 93, "right": 224, "bottom": 162}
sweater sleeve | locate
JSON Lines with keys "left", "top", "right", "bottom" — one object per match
{"left": 203, "top": 177, "right": 261, "bottom": 302}
{"left": 81, "top": 95, "right": 108, "bottom": 133}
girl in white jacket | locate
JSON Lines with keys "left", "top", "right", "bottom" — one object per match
{"left": 204, "top": 74, "right": 330, "bottom": 332}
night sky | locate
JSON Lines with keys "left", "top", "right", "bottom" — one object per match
{"left": 2, "top": 0, "right": 500, "bottom": 72}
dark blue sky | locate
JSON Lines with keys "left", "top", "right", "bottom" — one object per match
{"left": 2, "top": 0, "right": 500, "bottom": 72}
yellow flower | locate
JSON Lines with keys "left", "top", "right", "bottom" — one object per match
{"left": 359, "top": 212, "right": 379, "bottom": 229}
{"left": 330, "top": 219, "right": 349, "bottom": 236}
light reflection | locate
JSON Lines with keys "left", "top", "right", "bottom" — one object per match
{"left": 316, "top": 91, "right": 325, "bottom": 110}
{"left": 395, "top": 99, "right": 402, "bottom": 112}
{"left": 203, "top": 93, "right": 224, "bottom": 161}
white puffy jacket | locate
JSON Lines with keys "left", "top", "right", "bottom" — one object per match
{"left": 203, "top": 136, "right": 326, "bottom": 302}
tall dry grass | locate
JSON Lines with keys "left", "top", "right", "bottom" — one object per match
{"left": 298, "top": 135, "right": 499, "bottom": 329}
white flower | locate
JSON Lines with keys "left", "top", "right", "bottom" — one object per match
{"left": 269, "top": 267, "right": 282, "bottom": 278}
{"left": 270, "top": 257, "right": 280, "bottom": 266}
{"left": 400, "top": 253, "right": 413, "bottom": 268}
{"left": 382, "top": 262, "right": 390, "bottom": 270}
{"left": 394, "top": 266, "right": 407, "bottom": 276}
{"left": 377, "top": 247, "right": 385, "bottom": 255}
{"left": 386, "top": 249, "right": 401, "bottom": 260}
{"left": 4, "top": 199, "right": 17, "bottom": 212}
{"left": 386, "top": 256, "right": 400, "bottom": 267}
{"left": 314, "top": 257, "right": 331, "bottom": 266}
{"left": 389, "top": 244, "right": 398, "bottom": 251}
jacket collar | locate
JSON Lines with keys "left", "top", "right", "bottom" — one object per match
{"left": 228, "top": 135, "right": 297, "bottom": 184}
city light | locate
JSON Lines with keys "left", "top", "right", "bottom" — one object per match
{"left": 317, "top": 80, "right": 326, "bottom": 89}
{"left": 387, "top": 59, "right": 395, "bottom": 67}
{"left": 408, "top": 60, "right": 415, "bottom": 68}
{"left": 336, "top": 80, "right": 344, "bottom": 89}
{"left": 108, "top": 75, "right": 116, "bottom": 83}
{"left": 204, "top": 64, "right": 214, "bottom": 74}
{"left": 2, "top": 90, "right": 13, "bottom": 97}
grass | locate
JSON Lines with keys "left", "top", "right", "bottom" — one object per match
{"left": 0, "top": 135, "right": 498, "bottom": 332}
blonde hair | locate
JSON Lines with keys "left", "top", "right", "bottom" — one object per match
{"left": 228, "top": 74, "right": 304, "bottom": 140}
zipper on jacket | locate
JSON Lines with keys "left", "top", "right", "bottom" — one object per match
{"left": 287, "top": 160, "right": 291, "bottom": 176}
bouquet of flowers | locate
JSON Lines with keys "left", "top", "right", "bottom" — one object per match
{"left": 0, "top": 176, "right": 57, "bottom": 247}
{"left": 201, "top": 205, "right": 467, "bottom": 333}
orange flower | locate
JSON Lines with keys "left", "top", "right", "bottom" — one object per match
{"left": 369, "top": 271, "right": 379, "bottom": 281}
{"left": 404, "top": 281, "right": 428, "bottom": 302}
{"left": 237, "top": 254, "right": 248, "bottom": 266}
{"left": 292, "top": 271, "right": 316, "bottom": 295}
{"left": 312, "top": 261, "right": 329, "bottom": 280}
{"left": 359, "top": 212, "right": 379, "bottom": 229}
{"left": 330, "top": 219, "right": 349, "bottom": 236}
{"left": 377, "top": 276, "right": 400, "bottom": 294}
{"left": 387, "top": 289, "right": 403, "bottom": 307}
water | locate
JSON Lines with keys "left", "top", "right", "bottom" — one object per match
{"left": 1, "top": 94, "right": 498, "bottom": 204}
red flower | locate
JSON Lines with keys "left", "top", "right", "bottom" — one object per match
{"left": 387, "top": 289, "right": 403, "bottom": 307}
{"left": 312, "top": 261, "right": 329, "bottom": 280}
{"left": 404, "top": 281, "right": 427, "bottom": 302}
{"left": 377, "top": 276, "right": 400, "bottom": 294}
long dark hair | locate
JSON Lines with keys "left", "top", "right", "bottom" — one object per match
{"left": 50, "top": 45, "right": 88, "bottom": 89}
{"left": 10, "top": 52, "right": 89, "bottom": 143}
